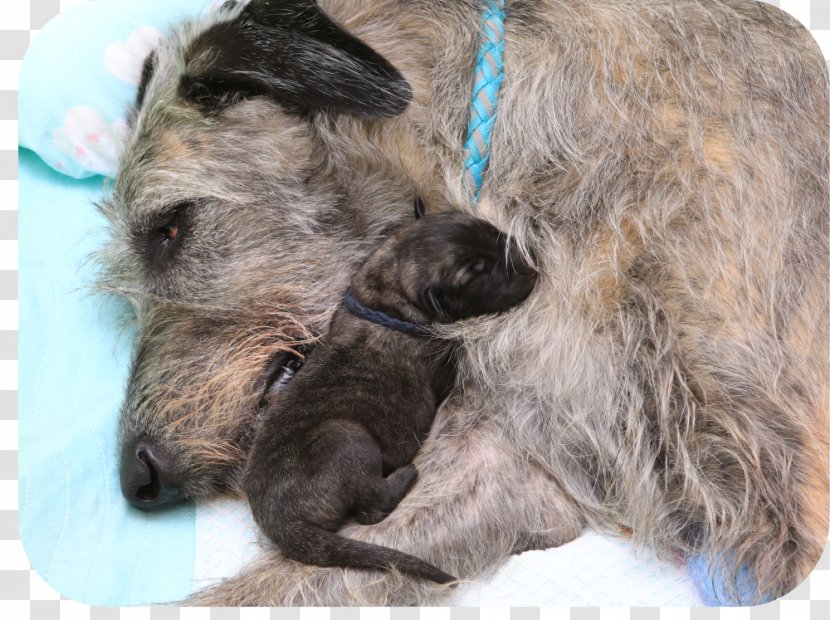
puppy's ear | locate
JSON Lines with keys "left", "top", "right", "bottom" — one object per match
{"left": 414, "top": 196, "right": 426, "bottom": 220}
{"left": 181, "top": 0, "right": 412, "bottom": 118}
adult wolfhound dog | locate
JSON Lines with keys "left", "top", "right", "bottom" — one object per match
{"left": 102, "top": 0, "right": 828, "bottom": 606}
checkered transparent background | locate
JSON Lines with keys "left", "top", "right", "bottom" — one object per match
{"left": 0, "top": 1, "right": 828, "bottom": 618}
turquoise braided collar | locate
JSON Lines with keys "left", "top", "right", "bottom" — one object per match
{"left": 463, "top": 0, "right": 506, "bottom": 204}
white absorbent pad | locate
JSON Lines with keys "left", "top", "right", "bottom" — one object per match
{"left": 193, "top": 497, "right": 703, "bottom": 606}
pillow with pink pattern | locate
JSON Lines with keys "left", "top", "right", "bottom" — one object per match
{"left": 19, "top": 0, "right": 220, "bottom": 179}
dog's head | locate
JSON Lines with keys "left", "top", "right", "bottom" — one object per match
{"left": 104, "top": 0, "right": 424, "bottom": 508}
{"left": 394, "top": 213, "right": 538, "bottom": 323}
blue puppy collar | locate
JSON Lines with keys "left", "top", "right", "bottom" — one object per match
{"left": 343, "top": 290, "right": 431, "bottom": 337}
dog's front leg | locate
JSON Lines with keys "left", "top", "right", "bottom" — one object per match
{"left": 186, "top": 398, "right": 584, "bottom": 606}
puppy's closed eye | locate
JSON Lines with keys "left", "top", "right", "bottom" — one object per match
{"left": 468, "top": 258, "right": 488, "bottom": 275}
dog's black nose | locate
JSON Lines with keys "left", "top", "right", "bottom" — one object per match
{"left": 120, "top": 440, "right": 184, "bottom": 510}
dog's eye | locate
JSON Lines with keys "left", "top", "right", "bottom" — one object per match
{"left": 155, "top": 212, "right": 182, "bottom": 261}
{"left": 145, "top": 203, "right": 190, "bottom": 268}
{"left": 158, "top": 216, "right": 180, "bottom": 246}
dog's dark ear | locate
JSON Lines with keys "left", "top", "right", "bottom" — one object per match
{"left": 181, "top": 0, "right": 412, "bottom": 118}
{"left": 414, "top": 196, "right": 426, "bottom": 219}
{"left": 135, "top": 51, "right": 157, "bottom": 110}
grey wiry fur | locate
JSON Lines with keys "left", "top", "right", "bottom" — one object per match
{"left": 99, "top": 0, "right": 829, "bottom": 605}
{"left": 244, "top": 212, "right": 536, "bottom": 585}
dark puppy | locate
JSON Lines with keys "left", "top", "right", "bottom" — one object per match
{"left": 244, "top": 210, "right": 537, "bottom": 584}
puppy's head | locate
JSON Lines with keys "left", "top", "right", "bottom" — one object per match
{"left": 396, "top": 213, "right": 537, "bottom": 322}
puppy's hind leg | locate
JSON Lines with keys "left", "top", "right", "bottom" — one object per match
{"left": 355, "top": 464, "right": 419, "bottom": 525}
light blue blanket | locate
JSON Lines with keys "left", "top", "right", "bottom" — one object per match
{"left": 18, "top": 148, "right": 195, "bottom": 605}
{"left": 17, "top": 0, "right": 214, "bottom": 605}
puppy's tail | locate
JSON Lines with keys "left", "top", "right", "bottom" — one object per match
{"left": 281, "top": 520, "right": 456, "bottom": 584}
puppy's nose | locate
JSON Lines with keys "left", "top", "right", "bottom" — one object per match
{"left": 506, "top": 246, "right": 537, "bottom": 278}
{"left": 511, "top": 262, "right": 537, "bottom": 278}
{"left": 120, "top": 439, "right": 184, "bottom": 510}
